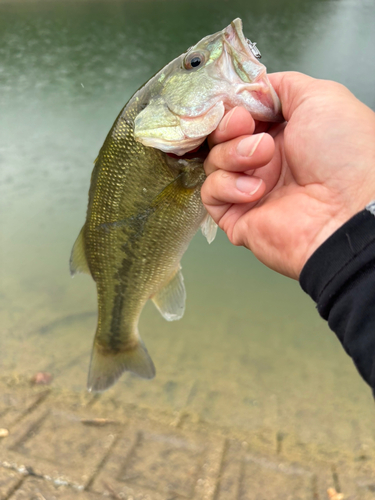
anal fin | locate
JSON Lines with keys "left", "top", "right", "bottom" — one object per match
{"left": 70, "top": 226, "right": 90, "bottom": 276}
{"left": 152, "top": 267, "right": 186, "bottom": 321}
{"left": 201, "top": 212, "right": 218, "bottom": 244}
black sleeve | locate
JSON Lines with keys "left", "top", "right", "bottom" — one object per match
{"left": 299, "top": 207, "right": 375, "bottom": 393}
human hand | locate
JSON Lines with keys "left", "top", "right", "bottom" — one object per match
{"left": 201, "top": 72, "right": 375, "bottom": 279}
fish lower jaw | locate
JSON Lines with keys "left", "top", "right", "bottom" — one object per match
{"left": 166, "top": 139, "right": 209, "bottom": 161}
{"left": 140, "top": 135, "right": 206, "bottom": 157}
{"left": 233, "top": 84, "right": 283, "bottom": 122}
{"left": 234, "top": 81, "right": 269, "bottom": 95}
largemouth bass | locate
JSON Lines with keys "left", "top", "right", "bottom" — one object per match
{"left": 70, "top": 18, "right": 282, "bottom": 392}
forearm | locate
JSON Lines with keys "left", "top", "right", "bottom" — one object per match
{"left": 300, "top": 205, "right": 375, "bottom": 393}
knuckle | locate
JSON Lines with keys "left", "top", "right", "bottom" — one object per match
{"left": 200, "top": 178, "right": 211, "bottom": 199}
{"left": 220, "top": 171, "right": 230, "bottom": 179}
{"left": 210, "top": 144, "right": 225, "bottom": 166}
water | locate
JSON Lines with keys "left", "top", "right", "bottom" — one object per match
{"left": 1, "top": 0, "right": 375, "bottom": 458}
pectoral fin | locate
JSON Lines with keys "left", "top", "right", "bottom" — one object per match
{"left": 201, "top": 213, "right": 218, "bottom": 244}
{"left": 152, "top": 267, "right": 186, "bottom": 321}
{"left": 70, "top": 227, "right": 90, "bottom": 276}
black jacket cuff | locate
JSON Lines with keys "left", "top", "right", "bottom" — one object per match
{"left": 300, "top": 208, "right": 375, "bottom": 391}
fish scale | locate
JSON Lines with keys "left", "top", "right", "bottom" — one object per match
{"left": 70, "top": 18, "right": 281, "bottom": 392}
{"left": 71, "top": 92, "right": 207, "bottom": 391}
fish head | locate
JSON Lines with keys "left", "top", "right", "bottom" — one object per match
{"left": 134, "top": 18, "right": 283, "bottom": 156}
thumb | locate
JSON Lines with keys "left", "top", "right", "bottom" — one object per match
{"left": 268, "top": 71, "right": 317, "bottom": 121}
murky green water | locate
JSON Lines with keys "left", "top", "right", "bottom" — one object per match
{"left": 1, "top": 0, "right": 375, "bottom": 455}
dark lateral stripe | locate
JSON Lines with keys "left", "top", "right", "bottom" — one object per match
{"left": 109, "top": 254, "right": 134, "bottom": 351}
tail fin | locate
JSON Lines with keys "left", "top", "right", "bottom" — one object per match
{"left": 87, "top": 339, "right": 155, "bottom": 392}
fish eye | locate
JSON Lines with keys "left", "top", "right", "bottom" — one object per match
{"left": 183, "top": 51, "right": 206, "bottom": 70}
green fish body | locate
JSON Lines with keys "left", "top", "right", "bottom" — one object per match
{"left": 70, "top": 18, "right": 282, "bottom": 392}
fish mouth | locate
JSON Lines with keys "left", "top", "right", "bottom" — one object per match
{"left": 234, "top": 76, "right": 282, "bottom": 120}
{"left": 220, "top": 19, "right": 283, "bottom": 121}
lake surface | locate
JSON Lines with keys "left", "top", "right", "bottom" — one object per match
{"left": 1, "top": 0, "right": 375, "bottom": 457}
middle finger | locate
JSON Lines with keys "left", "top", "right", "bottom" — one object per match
{"left": 204, "top": 132, "right": 275, "bottom": 176}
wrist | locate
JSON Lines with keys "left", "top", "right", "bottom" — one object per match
{"left": 298, "top": 193, "right": 375, "bottom": 277}
{"left": 300, "top": 206, "right": 375, "bottom": 300}
{"left": 301, "top": 217, "right": 352, "bottom": 273}
{"left": 299, "top": 201, "right": 375, "bottom": 277}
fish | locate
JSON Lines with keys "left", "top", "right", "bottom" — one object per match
{"left": 70, "top": 18, "right": 282, "bottom": 392}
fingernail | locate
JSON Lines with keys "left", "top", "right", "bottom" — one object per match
{"left": 218, "top": 107, "right": 237, "bottom": 132}
{"left": 235, "top": 176, "right": 262, "bottom": 195}
{"left": 236, "top": 133, "right": 264, "bottom": 157}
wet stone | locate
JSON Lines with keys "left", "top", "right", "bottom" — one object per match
{"left": 0, "top": 389, "right": 49, "bottom": 429}
{"left": 10, "top": 477, "right": 101, "bottom": 499}
{"left": 239, "top": 454, "right": 313, "bottom": 500}
{"left": 0, "top": 467, "right": 23, "bottom": 500}
{"left": 92, "top": 419, "right": 224, "bottom": 499}
{"left": 1, "top": 380, "right": 374, "bottom": 499}
{"left": 214, "top": 440, "right": 243, "bottom": 499}
{"left": 310, "top": 468, "right": 339, "bottom": 500}
{"left": 333, "top": 461, "right": 375, "bottom": 500}
{"left": 121, "top": 431, "right": 202, "bottom": 494}
{"left": 4, "top": 408, "right": 120, "bottom": 488}
{"left": 45, "top": 391, "right": 98, "bottom": 412}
